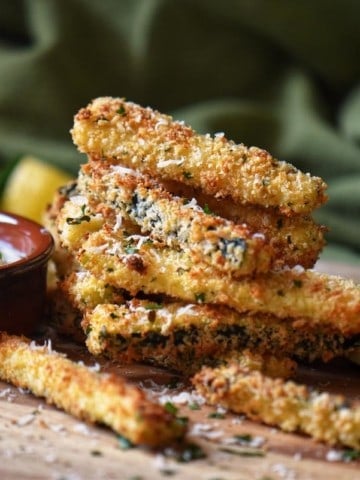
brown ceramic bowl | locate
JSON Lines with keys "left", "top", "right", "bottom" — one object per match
{"left": 0, "top": 211, "right": 54, "bottom": 335}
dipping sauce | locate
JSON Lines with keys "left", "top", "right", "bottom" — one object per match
{"left": 0, "top": 239, "right": 26, "bottom": 265}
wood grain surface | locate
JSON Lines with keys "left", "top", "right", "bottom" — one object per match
{"left": 0, "top": 260, "right": 359, "bottom": 480}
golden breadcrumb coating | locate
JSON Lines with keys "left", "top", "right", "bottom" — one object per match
{"left": 62, "top": 269, "right": 126, "bottom": 311}
{"left": 48, "top": 268, "right": 127, "bottom": 340}
{"left": 71, "top": 97, "right": 328, "bottom": 215}
{"left": 59, "top": 214, "right": 360, "bottom": 335}
{"left": 47, "top": 286, "right": 85, "bottom": 341}
{"left": 192, "top": 362, "right": 360, "bottom": 450}
{"left": 43, "top": 182, "right": 80, "bottom": 278}
{"left": 83, "top": 302, "right": 354, "bottom": 374}
{"left": 164, "top": 180, "right": 326, "bottom": 269}
{"left": 0, "top": 332, "right": 185, "bottom": 447}
{"left": 222, "top": 350, "right": 297, "bottom": 379}
{"left": 77, "top": 161, "right": 275, "bottom": 277}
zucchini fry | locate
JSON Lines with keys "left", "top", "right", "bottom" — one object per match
{"left": 83, "top": 302, "right": 356, "bottom": 374}
{"left": 70, "top": 225, "right": 360, "bottom": 335}
{"left": 47, "top": 286, "right": 85, "bottom": 341}
{"left": 62, "top": 269, "right": 126, "bottom": 311}
{"left": 0, "top": 332, "right": 186, "bottom": 447}
{"left": 71, "top": 97, "right": 328, "bottom": 215}
{"left": 43, "top": 182, "right": 80, "bottom": 278}
{"left": 77, "top": 162, "right": 274, "bottom": 277}
{"left": 48, "top": 269, "right": 127, "bottom": 340}
{"left": 163, "top": 180, "right": 326, "bottom": 269}
{"left": 192, "top": 362, "right": 360, "bottom": 450}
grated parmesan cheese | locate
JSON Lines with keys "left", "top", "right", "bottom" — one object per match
{"left": 70, "top": 195, "right": 88, "bottom": 206}
{"left": 157, "top": 159, "right": 183, "bottom": 168}
{"left": 111, "top": 165, "right": 137, "bottom": 176}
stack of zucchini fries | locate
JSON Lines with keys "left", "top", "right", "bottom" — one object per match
{"left": 2, "top": 97, "right": 360, "bottom": 451}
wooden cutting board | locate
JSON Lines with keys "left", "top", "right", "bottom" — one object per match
{"left": 0, "top": 260, "right": 359, "bottom": 480}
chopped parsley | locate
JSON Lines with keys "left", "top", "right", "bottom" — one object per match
{"left": 90, "top": 450, "right": 103, "bottom": 456}
{"left": 208, "top": 411, "right": 226, "bottom": 419}
{"left": 183, "top": 171, "right": 193, "bottom": 179}
{"left": 176, "top": 416, "right": 189, "bottom": 426}
{"left": 293, "top": 279, "right": 303, "bottom": 288}
{"left": 233, "top": 433, "right": 253, "bottom": 444}
{"left": 203, "top": 204, "right": 213, "bottom": 215}
{"left": 117, "top": 105, "right": 126, "bottom": 115}
{"left": 165, "top": 443, "right": 206, "bottom": 463}
{"left": 164, "top": 401, "right": 178, "bottom": 415}
{"left": 342, "top": 449, "right": 360, "bottom": 461}
{"left": 219, "top": 446, "right": 265, "bottom": 457}
{"left": 125, "top": 245, "right": 138, "bottom": 255}
{"left": 66, "top": 205, "right": 91, "bottom": 225}
{"left": 195, "top": 292, "right": 206, "bottom": 303}
{"left": 144, "top": 302, "right": 163, "bottom": 310}
{"left": 117, "top": 434, "right": 134, "bottom": 450}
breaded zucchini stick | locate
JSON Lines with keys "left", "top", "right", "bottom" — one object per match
{"left": 70, "top": 226, "right": 360, "bottom": 336}
{"left": 0, "top": 332, "right": 185, "bottom": 447}
{"left": 192, "top": 362, "right": 360, "bottom": 450}
{"left": 43, "top": 182, "right": 81, "bottom": 278}
{"left": 47, "top": 286, "right": 85, "bottom": 341}
{"left": 83, "top": 302, "right": 355, "bottom": 374}
{"left": 77, "top": 162, "right": 274, "bottom": 277}
{"left": 62, "top": 269, "right": 126, "bottom": 311}
{"left": 222, "top": 350, "right": 296, "bottom": 379}
{"left": 48, "top": 269, "right": 127, "bottom": 340}
{"left": 163, "top": 180, "right": 326, "bottom": 269}
{"left": 71, "top": 97, "right": 328, "bottom": 215}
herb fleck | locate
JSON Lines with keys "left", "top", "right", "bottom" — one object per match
{"left": 183, "top": 171, "right": 193, "bottom": 179}
{"left": 203, "top": 204, "right": 213, "bottom": 215}
{"left": 208, "top": 412, "right": 226, "bottom": 419}
{"left": 219, "top": 446, "right": 265, "bottom": 457}
{"left": 145, "top": 302, "right": 163, "bottom": 310}
{"left": 117, "top": 106, "right": 126, "bottom": 115}
{"left": 125, "top": 245, "right": 138, "bottom": 255}
{"left": 164, "top": 401, "right": 178, "bottom": 415}
{"left": 233, "top": 433, "right": 253, "bottom": 444}
{"left": 117, "top": 434, "right": 134, "bottom": 450}
{"left": 66, "top": 205, "right": 91, "bottom": 225}
{"left": 342, "top": 449, "right": 360, "bottom": 461}
{"left": 167, "top": 443, "right": 206, "bottom": 463}
{"left": 90, "top": 449, "right": 103, "bottom": 456}
{"left": 195, "top": 292, "right": 206, "bottom": 303}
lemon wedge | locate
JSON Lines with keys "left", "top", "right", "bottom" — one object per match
{"left": 0, "top": 155, "right": 73, "bottom": 224}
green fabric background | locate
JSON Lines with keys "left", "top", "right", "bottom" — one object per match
{"left": 1, "top": 0, "right": 360, "bottom": 262}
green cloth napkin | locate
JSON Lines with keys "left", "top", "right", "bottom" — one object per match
{"left": 1, "top": 0, "right": 360, "bottom": 263}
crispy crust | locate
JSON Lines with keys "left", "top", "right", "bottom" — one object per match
{"left": 83, "top": 302, "right": 355, "bottom": 374}
{"left": 163, "top": 180, "right": 326, "bottom": 269}
{"left": 192, "top": 362, "right": 360, "bottom": 450}
{"left": 48, "top": 268, "right": 127, "bottom": 340}
{"left": 71, "top": 97, "right": 328, "bottom": 215}
{"left": 62, "top": 218, "right": 360, "bottom": 335}
{"left": 43, "top": 182, "right": 80, "bottom": 278}
{"left": 77, "top": 161, "right": 275, "bottom": 277}
{"left": 0, "top": 332, "right": 185, "bottom": 447}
